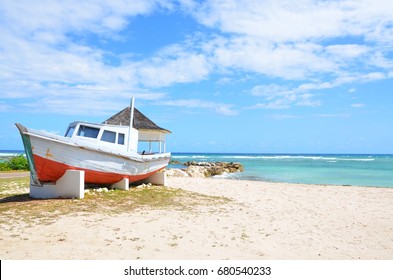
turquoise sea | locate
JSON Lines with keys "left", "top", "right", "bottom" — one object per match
{"left": 171, "top": 153, "right": 393, "bottom": 188}
{"left": 2, "top": 150, "right": 392, "bottom": 188}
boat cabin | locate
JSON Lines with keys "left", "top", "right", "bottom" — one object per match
{"left": 64, "top": 107, "right": 170, "bottom": 155}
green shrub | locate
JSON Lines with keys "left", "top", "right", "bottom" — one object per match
{"left": 0, "top": 162, "right": 12, "bottom": 171}
{"left": 0, "top": 155, "right": 29, "bottom": 171}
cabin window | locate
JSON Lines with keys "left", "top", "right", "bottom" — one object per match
{"left": 101, "top": 130, "right": 116, "bottom": 143}
{"left": 65, "top": 126, "right": 75, "bottom": 138}
{"left": 118, "top": 133, "right": 125, "bottom": 145}
{"left": 77, "top": 125, "right": 99, "bottom": 138}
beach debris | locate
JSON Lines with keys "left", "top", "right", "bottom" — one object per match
{"left": 84, "top": 187, "right": 110, "bottom": 193}
{"left": 135, "top": 183, "right": 153, "bottom": 189}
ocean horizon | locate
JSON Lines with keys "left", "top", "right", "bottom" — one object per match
{"left": 1, "top": 150, "right": 392, "bottom": 188}
{"left": 170, "top": 152, "right": 393, "bottom": 188}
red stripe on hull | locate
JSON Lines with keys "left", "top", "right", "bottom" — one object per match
{"left": 33, "top": 154, "right": 164, "bottom": 184}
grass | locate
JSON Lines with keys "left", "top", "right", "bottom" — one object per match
{"left": 0, "top": 177, "right": 30, "bottom": 195}
{"left": 0, "top": 170, "right": 30, "bottom": 173}
{"left": 0, "top": 177, "right": 230, "bottom": 226}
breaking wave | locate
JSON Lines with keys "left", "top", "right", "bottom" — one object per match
{"left": 220, "top": 155, "right": 375, "bottom": 162}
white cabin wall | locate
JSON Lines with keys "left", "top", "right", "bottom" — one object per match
{"left": 128, "top": 127, "right": 139, "bottom": 152}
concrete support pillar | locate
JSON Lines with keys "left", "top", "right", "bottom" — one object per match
{"left": 30, "top": 170, "right": 85, "bottom": 199}
{"left": 142, "top": 170, "right": 167, "bottom": 186}
{"left": 111, "top": 178, "right": 129, "bottom": 190}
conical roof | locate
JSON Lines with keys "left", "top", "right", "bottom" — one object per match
{"left": 104, "top": 107, "right": 171, "bottom": 133}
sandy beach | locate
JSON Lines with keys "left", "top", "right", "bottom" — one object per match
{"left": 1, "top": 175, "right": 393, "bottom": 260}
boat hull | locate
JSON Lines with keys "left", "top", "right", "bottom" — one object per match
{"left": 16, "top": 124, "right": 170, "bottom": 184}
{"left": 32, "top": 154, "right": 166, "bottom": 184}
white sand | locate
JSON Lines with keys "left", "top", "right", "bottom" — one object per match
{"left": 1, "top": 176, "right": 393, "bottom": 259}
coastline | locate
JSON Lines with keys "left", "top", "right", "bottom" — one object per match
{"left": 170, "top": 153, "right": 393, "bottom": 188}
{"left": 2, "top": 151, "right": 393, "bottom": 187}
{"left": 1, "top": 175, "right": 393, "bottom": 259}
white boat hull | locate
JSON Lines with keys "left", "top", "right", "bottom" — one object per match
{"left": 16, "top": 124, "right": 170, "bottom": 184}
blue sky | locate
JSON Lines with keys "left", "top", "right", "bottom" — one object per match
{"left": 1, "top": 0, "right": 393, "bottom": 153}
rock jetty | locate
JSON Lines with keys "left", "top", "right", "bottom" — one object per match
{"left": 166, "top": 161, "right": 244, "bottom": 178}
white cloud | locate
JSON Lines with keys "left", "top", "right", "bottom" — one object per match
{"left": 270, "top": 114, "right": 302, "bottom": 120}
{"left": 0, "top": 0, "right": 178, "bottom": 115}
{"left": 215, "top": 77, "right": 232, "bottom": 85}
{"left": 372, "top": 52, "right": 393, "bottom": 69}
{"left": 160, "top": 99, "right": 238, "bottom": 116}
{"left": 1, "top": 0, "right": 393, "bottom": 116}
{"left": 192, "top": 0, "right": 393, "bottom": 43}
{"left": 325, "top": 44, "right": 370, "bottom": 58}
{"left": 0, "top": 102, "right": 13, "bottom": 112}
{"left": 21, "top": 89, "right": 167, "bottom": 116}
{"left": 0, "top": 0, "right": 163, "bottom": 38}
{"left": 362, "top": 72, "right": 386, "bottom": 81}
{"left": 186, "top": 0, "right": 393, "bottom": 85}
{"left": 251, "top": 84, "right": 293, "bottom": 98}
{"left": 136, "top": 52, "right": 210, "bottom": 87}
{"left": 297, "top": 71, "right": 387, "bottom": 93}
{"left": 314, "top": 113, "right": 351, "bottom": 118}
{"left": 210, "top": 38, "right": 338, "bottom": 79}
{"left": 351, "top": 103, "right": 366, "bottom": 108}
{"left": 296, "top": 94, "right": 321, "bottom": 107}
{"left": 253, "top": 100, "right": 291, "bottom": 110}
{"left": 250, "top": 84, "right": 321, "bottom": 110}
{"left": 193, "top": 0, "right": 348, "bottom": 41}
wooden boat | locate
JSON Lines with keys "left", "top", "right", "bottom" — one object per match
{"left": 16, "top": 99, "right": 171, "bottom": 185}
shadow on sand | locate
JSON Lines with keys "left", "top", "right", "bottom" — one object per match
{"left": 0, "top": 194, "right": 34, "bottom": 203}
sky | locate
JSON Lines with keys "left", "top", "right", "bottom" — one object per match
{"left": 1, "top": 0, "right": 393, "bottom": 154}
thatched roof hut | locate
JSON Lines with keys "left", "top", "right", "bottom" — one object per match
{"left": 104, "top": 107, "right": 171, "bottom": 134}
{"left": 104, "top": 106, "right": 170, "bottom": 153}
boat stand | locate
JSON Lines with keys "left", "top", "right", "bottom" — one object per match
{"left": 29, "top": 170, "right": 167, "bottom": 199}
{"left": 30, "top": 170, "right": 85, "bottom": 199}
{"left": 111, "top": 178, "right": 129, "bottom": 190}
{"left": 141, "top": 170, "right": 167, "bottom": 186}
